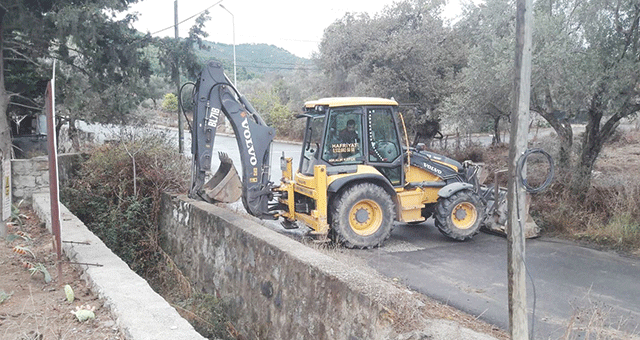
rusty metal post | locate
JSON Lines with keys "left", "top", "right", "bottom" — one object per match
{"left": 45, "top": 72, "right": 63, "bottom": 282}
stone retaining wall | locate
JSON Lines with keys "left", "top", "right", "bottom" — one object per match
{"left": 11, "top": 153, "right": 85, "bottom": 204}
{"left": 158, "top": 194, "right": 497, "bottom": 340}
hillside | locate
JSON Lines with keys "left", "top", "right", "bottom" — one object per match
{"left": 195, "top": 41, "right": 315, "bottom": 80}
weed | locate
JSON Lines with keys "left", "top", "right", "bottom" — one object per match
{"left": 28, "top": 262, "right": 52, "bottom": 283}
{"left": 12, "top": 245, "right": 35, "bottom": 258}
{"left": 5, "top": 231, "right": 32, "bottom": 244}
{"left": 0, "top": 289, "right": 12, "bottom": 304}
{"left": 562, "top": 294, "right": 639, "bottom": 340}
{"left": 174, "top": 293, "right": 232, "bottom": 339}
{"left": 10, "top": 200, "right": 27, "bottom": 227}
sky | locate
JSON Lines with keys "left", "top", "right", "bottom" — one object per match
{"left": 127, "top": 0, "right": 466, "bottom": 59}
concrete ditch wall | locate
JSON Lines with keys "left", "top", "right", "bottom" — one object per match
{"left": 159, "top": 194, "right": 498, "bottom": 340}
{"left": 33, "top": 193, "right": 206, "bottom": 340}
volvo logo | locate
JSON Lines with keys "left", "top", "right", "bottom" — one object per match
{"left": 424, "top": 163, "right": 442, "bottom": 175}
{"left": 241, "top": 117, "right": 258, "bottom": 166}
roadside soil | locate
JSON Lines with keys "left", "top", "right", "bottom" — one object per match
{"left": 0, "top": 209, "right": 122, "bottom": 340}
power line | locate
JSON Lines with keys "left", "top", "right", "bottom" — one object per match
{"left": 237, "top": 64, "right": 318, "bottom": 71}
{"left": 149, "top": 0, "right": 224, "bottom": 36}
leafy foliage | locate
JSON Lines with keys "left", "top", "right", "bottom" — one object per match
{"left": 452, "top": 0, "right": 640, "bottom": 199}
{"left": 245, "top": 79, "right": 297, "bottom": 138}
{"left": 162, "top": 93, "right": 179, "bottom": 112}
{"left": 317, "top": 0, "right": 465, "bottom": 121}
{"left": 2, "top": 0, "right": 152, "bottom": 121}
{"left": 444, "top": 0, "right": 515, "bottom": 140}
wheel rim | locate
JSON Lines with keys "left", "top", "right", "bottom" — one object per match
{"left": 451, "top": 202, "right": 477, "bottom": 230}
{"left": 349, "top": 199, "right": 383, "bottom": 236}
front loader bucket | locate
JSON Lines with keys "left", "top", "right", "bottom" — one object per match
{"left": 201, "top": 152, "right": 243, "bottom": 203}
{"left": 482, "top": 187, "right": 540, "bottom": 239}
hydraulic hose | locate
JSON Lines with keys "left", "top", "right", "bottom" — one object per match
{"left": 178, "top": 82, "right": 195, "bottom": 132}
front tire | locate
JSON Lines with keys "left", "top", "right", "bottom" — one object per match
{"left": 331, "top": 183, "right": 395, "bottom": 248}
{"left": 434, "top": 190, "right": 484, "bottom": 241}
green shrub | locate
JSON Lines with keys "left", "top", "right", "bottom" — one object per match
{"left": 162, "top": 93, "right": 178, "bottom": 112}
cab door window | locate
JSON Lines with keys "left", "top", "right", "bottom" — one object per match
{"left": 322, "top": 108, "right": 364, "bottom": 164}
{"left": 299, "top": 115, "right": 325, "bottom": 175}
{"left": 368, "top": 108, "right": 401, "bottom": 163}
{"left": 367, "top": 107, "right": 403, "bottom": 185}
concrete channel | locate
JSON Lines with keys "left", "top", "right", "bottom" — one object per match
{"left": 31, "top": 190, "right": 500, "bottom": 340}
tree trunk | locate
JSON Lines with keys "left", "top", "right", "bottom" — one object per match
{"left": 0, "top": 91, "right": 10, "bottom": 160}
{"left": 68, "top": 117, "right": 79, "bottom": 152}
{"left": 538, "top": 110, "right": 573, "bottom": 169}
{"left": 569, "top": 84, "right": 605, "bottom": 200}
{"left": 570, "top": 84, "right": 640, "bottom": 200}
{"left": 0, "top": 7, "right": 13, "bottom": 160}
{"left": 492, "top": 116, "right": 501, "bottom": 145}
{"left": 533, "top": 87, "right": 574, "bottom": 169}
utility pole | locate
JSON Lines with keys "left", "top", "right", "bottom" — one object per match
{"left": 219, "top": 4, "right": 236, "bottom": 87}
{"left": 0, "top": 5, "right": 8, "bottom": 237}
{"left": 507, "top": 0, "right": 533, "bottom": 338}
{"left": 174, "top": 0, "right": 184, "bottom": 153}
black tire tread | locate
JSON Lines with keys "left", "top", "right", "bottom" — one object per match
{"left": 331, "top": 183, "right": 395, "bottom": 249}
{"left": 434, "top": 190, "right": 484, "bottom": 241}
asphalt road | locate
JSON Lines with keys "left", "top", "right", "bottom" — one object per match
{"left": 352, "top": 222, "right": 640, "bottom": 339}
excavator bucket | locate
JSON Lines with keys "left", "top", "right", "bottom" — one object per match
{"left": 201, "top": 152, "right": 243, "bottom": 203}
{"left": 482, "top": 186, "right": 540, "bottom": 239}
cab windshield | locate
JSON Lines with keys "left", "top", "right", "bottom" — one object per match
{"left": 321, "top": 107, "right": 364, "bottom": 165}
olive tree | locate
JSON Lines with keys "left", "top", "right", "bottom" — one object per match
{"left": 317, "top": 0, "right": 466, "bottom": 134}
{"left": 531, "top": 0, "right": 640, "bottom": 197}
{"left": 455, "top": 0, "right": 640, "bottom": 198}
{"left": 446, "top": 0, "right": 515, "bottom": 141}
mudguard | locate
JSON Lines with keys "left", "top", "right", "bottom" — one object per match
{"left": 438, "top": 182, "right": 474, "bottom": 198}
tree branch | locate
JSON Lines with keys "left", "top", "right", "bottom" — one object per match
{"left": 2, "top": 47, "right": 39, "bottom": 65}
{"left": 8, "top": 101, "right": 42, "bottom": 111}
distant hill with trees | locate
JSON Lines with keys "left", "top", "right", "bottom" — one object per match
{"left": 194, "top": 41, "right": 314, "bottom": 81}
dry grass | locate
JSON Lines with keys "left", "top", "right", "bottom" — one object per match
{"left": 434, "top": 126, "right": 640, "bottom": 255}
{"left": 561, "top": 292, "right": 640, "bottom": 340}
{"left": 526, "top": 127, "right": 640, "bottom": 254}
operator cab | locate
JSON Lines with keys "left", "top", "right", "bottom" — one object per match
{"left": 298, "top": 97, "right": 404, "bottom": 186}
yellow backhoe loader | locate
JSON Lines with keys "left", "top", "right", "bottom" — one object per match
{"left": 187, "top": 61, "right": 536, "bottom": 248}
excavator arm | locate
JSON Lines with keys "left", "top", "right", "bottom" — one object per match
{"left": 189, "top": 61, "right": 276, "bottom": 219}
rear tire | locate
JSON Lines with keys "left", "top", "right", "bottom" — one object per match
{"left": 331, "top": 183, "right": 395, "bottom": 248}
{"left": 434, "top": 190, "right": 484, "bottom": 241}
